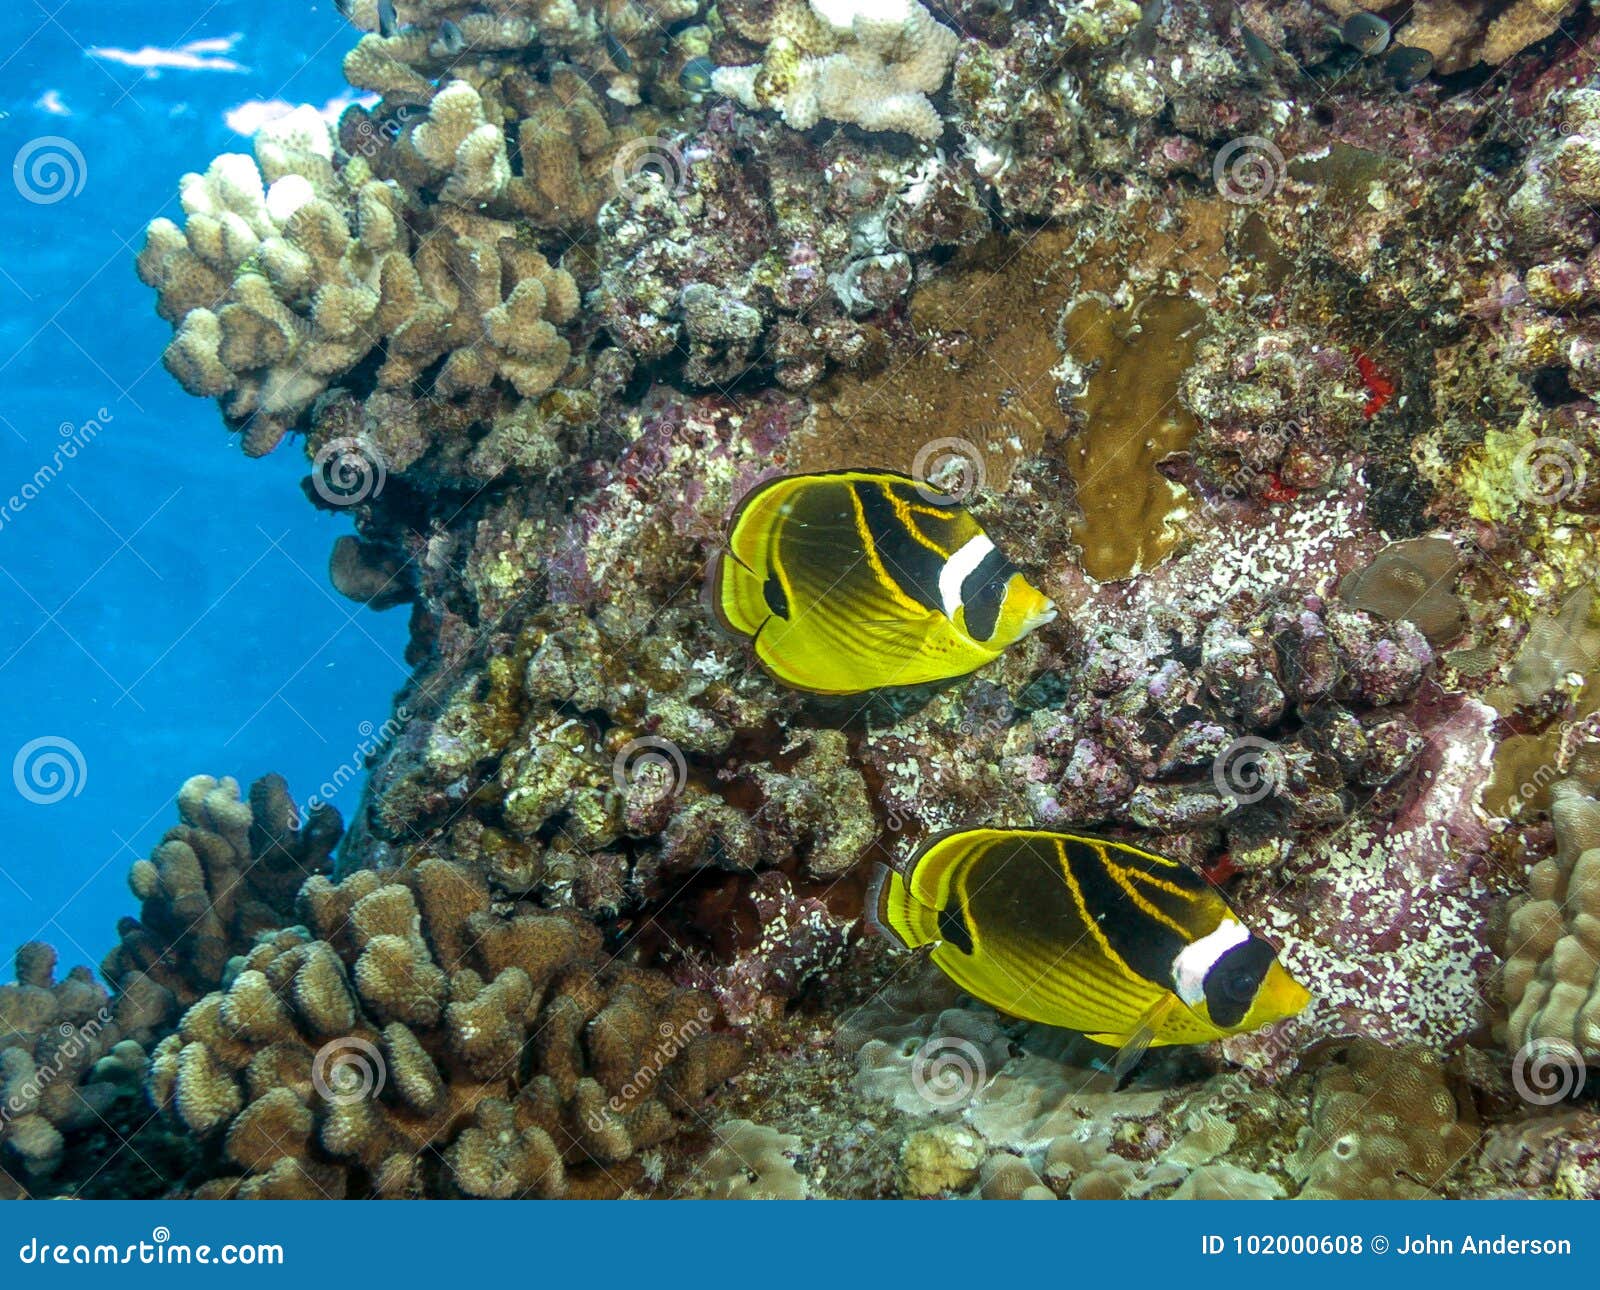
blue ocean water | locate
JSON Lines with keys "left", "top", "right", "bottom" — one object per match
{"left": 0, "top": 3, "right": 408, "bottom": 967}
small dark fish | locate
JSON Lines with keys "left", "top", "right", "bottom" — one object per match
{"left": 1384, "top": 43, "right": 1434, "bottom": 90}
{"left": 378, "top": 0, "right": 399, "bottom": 38}
{"left": 1341, "top": 11, "right": 1391, "bottom": 56}
{"left": 604, "top": 31, "right": 632, "bottom": 72}
{"left": 679, "top": 55, "right": 716, "bottom": 93}
{"left": 437, "top": 18, "right": 464, "bottom": 54}
{"left": 1234, "top": 10, "right": 1299, "bottom": 79}
{"left": 1128, "top": 0, "right": 1164, "bottom": 59}
{"left": 1240, "top": 22, "right": 1278, "bottom": 72}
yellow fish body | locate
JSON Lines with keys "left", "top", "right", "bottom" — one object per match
{"left": 874, "top": 828, "right": 1311, "bottom": 1049}
{"left": 714, "top": 470, "right": 1056, "bottom": 695}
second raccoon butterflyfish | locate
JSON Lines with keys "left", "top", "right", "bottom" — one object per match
{"left": 872, "top": 828, "right": 1311, "bottom": 1057}
{"left": 713, "top": 469, "right": 1056, "bottom": 695}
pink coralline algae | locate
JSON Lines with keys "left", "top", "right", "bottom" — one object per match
{"left": 1227, "top": 693, "right": 1502, "bottom": 1068}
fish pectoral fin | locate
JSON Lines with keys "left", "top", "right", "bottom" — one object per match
{"left": 1101, "top": 996, "right": 1182, "bottom": 1080}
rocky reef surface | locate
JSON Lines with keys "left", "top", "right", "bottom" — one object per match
{"left": 8, "top": 0, "right": 1600, "bottom": 1199}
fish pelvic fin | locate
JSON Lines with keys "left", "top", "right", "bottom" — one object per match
{"left": 867, "top": 863, "right": 939, "bottom": 950}
{"left": 1093, "top": 996, "right": 1186, "bottom": 1079}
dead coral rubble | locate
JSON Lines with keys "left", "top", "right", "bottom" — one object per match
{"left": 979, "top": 595, "right": 1436, "bottom": 868}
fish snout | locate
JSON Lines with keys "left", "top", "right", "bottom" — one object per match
{"left": 1024, "top": 599, "right": 1058, "bottom": 634}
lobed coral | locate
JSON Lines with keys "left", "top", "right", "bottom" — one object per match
{"left": 146, "top": 861, "right": 744, "bottom": 1197}
{"left": 692, "top": 1118, "right": 808, "bottom": 1197}
{"left": 1289, "top": 1041, "right": 1474, "bottom": 1199}
{"left": 0, "top": 944, "right": 147, "bottom": 1186}
{"left": 101, "top": 774, "right": 340, "bottom": 1040}
{"left": 1502, "top": 777, "right": 1600, "bottom": 1060}
{"left": 138, "top": 99, "right": 587, "bottom": 459}
{"left": 710, "top": 0, "right": 960, "bottom": 141}
{"left": 340, "top": 0, "right": 710, "bottom": 109}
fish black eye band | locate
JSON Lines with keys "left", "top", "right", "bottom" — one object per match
{"left": 1202, "top": 937, "right": 1278, "bottom": 1028}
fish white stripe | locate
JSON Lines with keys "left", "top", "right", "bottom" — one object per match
{"left": 1172, "top": 918, "right": 1249, "bottom": 1005}
{"left": 939, "top": 535, "right": 994, "bottom": 619}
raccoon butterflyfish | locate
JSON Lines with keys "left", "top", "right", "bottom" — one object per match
{"left": 713, "top": 470, "right": 1057, "bottom": 695}
{"left": 872, "top": 828, "right": 1311, "bottom": 1059}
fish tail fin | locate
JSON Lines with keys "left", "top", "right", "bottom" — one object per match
{"left": 866, "top": 863, "right": 939, "bottom": 949}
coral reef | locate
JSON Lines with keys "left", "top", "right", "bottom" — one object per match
{"left": 101, "top": 774, "right": 340, "bottom": 1038}
{"left": 102, "top": 0, "right": 1600, "bottom": 1205}
{"left": 1, "top": 944, "right": 146, "bottom": 1185}
{"left": 1329, "top": 1, "right": 1581, "bottom": 73}
{"left": 138, "top": 100, "right": 588, "bottom": 458}
{"left": 1503, "top": 778, "right": 1600, "bottom": 1059}
{"left": 146, "top": 862, "right": 743, "bottom": 1197}
{"left": 710, "top": 0, "right": 959, "bottom": 141}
